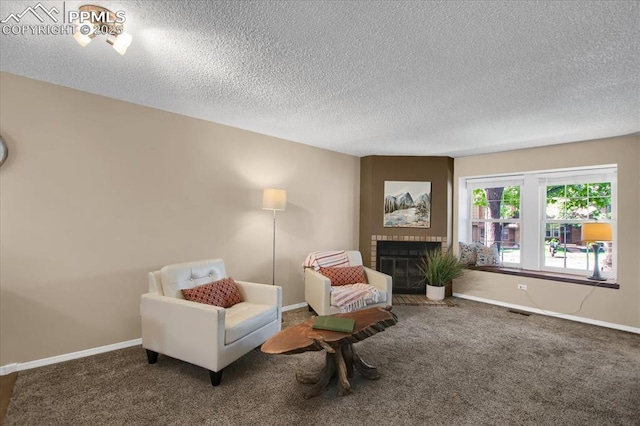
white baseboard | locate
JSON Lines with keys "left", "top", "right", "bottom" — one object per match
{"left": 282, "top": 302, "right": 308, "bottom": 312}
{"left": 18, "top": 296, "right": 633, "bottom": 377}
{"left": 0, "top": 363, "right": 18, "bottom": 376}
{"left": 453, "top": 293, "right": 640, "bottom": 334}
{"left": 0, "top": 338, "right": 142, "bottom": 376}
{"left": 0, "top": 304, "right": 311, "bottom": 376}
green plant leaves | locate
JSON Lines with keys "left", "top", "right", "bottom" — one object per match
{"left": 418, "top": 249, "right": 466, "bottom": 287}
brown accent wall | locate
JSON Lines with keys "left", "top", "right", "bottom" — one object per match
{"left": 359, "top": 156, "right": 454, "bottom": 266}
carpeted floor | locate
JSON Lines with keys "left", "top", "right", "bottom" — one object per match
{"left": 5, "top": 299, "right": 640, "bottom": 425}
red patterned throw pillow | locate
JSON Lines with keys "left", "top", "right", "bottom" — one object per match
{"left": 319, "top": 266, "right": 368, "bottom": 286}
{"left": 181, "top": 277, "right": 243, "bottom": 308}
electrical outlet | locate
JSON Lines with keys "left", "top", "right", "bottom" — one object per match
{"left": 517, "top": 284, "right": 527, "bottom": 291}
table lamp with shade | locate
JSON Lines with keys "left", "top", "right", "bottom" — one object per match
{"left": 581, "top": 222, "right": 612, "bottom": 281}
{"left": 263, "top": 188, "right": 287, "bottom": 285}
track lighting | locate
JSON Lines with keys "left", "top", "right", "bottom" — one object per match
{"left": 72, "top": 5, "right": 132, "bottom": 55}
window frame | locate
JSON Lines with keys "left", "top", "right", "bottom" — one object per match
{"left": 466, "top": 178, "right": 523, "bottom": 268}
{"left": 459, "top": 165, "right": 617, "bottom": 279}
{"left": 538, "top": 172, "right": 616, "bottom": 277}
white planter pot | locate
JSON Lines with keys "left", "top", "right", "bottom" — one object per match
{"left": 426, "top": 284, "right": 445, "bottom": 301}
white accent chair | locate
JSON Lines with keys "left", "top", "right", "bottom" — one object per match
{"left": 304, "top": 251, "right": 392, "bottom": 316}
{"left": 140, "top": 258, "right": 282, "bottom": 386}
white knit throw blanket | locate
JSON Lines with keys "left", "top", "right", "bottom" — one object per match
{"left": 331, "top": 283, "right": 380, "bottom": 313}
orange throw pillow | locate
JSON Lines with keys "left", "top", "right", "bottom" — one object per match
{"left": 319, "top": 266, "right": 368, "bottom": 286}
{"left": 181, "top": 277, "right": 243, "bottom": 308}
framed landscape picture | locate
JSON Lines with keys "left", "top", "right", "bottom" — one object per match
{"left": 383, "top": 181, "right": 431, "bottom": 228}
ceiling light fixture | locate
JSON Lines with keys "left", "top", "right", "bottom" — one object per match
{"left": 73, "top": 5, "right": 133, "bottom": 55}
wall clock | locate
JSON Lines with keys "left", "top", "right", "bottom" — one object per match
{"left": 0, "top": 136, "right": 7, "bottom": 167}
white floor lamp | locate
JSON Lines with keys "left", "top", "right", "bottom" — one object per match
{"left": 263, "top": 188, "right": 287, "bottom": 285}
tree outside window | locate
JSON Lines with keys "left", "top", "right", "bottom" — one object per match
{"left": 472, "top": 185, "right": 521, "bottom": 264}
{"left": 544, "top": 182, "right": 612, "bottom": 272}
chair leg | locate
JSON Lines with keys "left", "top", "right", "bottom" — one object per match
{"left": 146, "top": 349, "right": 159, "bottom": 364}
{"left": 209, "top": 369, "right": 223, "bottom": 386}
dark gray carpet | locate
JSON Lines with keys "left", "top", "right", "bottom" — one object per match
{"left": 5, "top": 299, "right": 640, "bottom": 425}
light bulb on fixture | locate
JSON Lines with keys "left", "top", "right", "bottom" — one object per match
{"left": 107, "top": 32, "right": 133, "bottom": 55}
{"left": 73, "top": 21, "right": 94, "bottom": 47}
{"left": 73, "top": 30, "right": 92, "bottom": 47}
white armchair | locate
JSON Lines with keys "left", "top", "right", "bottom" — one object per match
{"left": 305, "top": 251, "right": 392, "bottom": 316}
{"left": 140, "top": 258, "right": 282, "bottom": 386}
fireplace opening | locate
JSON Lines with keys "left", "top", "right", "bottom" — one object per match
{"left": 376, "top": 241, "right": 442, "bottom": 294}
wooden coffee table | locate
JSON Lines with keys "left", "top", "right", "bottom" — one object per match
{"left": 261, "top": 306, "right": 397, "bottom": 399}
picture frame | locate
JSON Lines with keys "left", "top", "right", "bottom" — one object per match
{"left": 383, "top": 181, "right": 431, "bottom": 228}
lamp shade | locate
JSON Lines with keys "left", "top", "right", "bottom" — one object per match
{"left": 581, "top": 223, "right": 612, "bottom": 242}
{"left": 262, "top": 188, "right": 287, "bottom": 211}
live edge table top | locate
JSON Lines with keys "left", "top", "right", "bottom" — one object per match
{"left": 261, "top": 306, "right": 398, "bottom": 398}
{"left": 261, "top": 306, "right": 398, "bottom": 355}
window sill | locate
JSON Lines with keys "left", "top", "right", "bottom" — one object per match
{"left": 466, "top": 266, "right": 619, "bottom": 289}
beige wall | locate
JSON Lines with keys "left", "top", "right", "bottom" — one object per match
{"left": 453, "top": 135, "right": 640, "bottom": 328}
{"left": 0, "top": 73, "right": 360, "bottom": 365}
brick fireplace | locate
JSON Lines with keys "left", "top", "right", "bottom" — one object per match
{"left": 370, "top": 235, "right": 447, "bottom": 294}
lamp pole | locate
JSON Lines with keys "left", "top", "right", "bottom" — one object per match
{"left": 271, "top": 209, "right": 277, "bottom": 285}
{"left": 262, "top": 188, "right": 287, "bottom": 286}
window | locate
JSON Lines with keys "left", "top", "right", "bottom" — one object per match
{"left": 543, "top": 180, "right": 613, "bottom": 274}
{"left": 460, "top": 166, "right": 616, "bottom": 279}
{"left": 545, "top": 225, "right": 560, "bottom": 239}
{"left": 469, "top": 182, "right": 522, "bottom": 266}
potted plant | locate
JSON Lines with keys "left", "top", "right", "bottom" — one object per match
{"left": 418, "top": 249, "right": 466, "bottom": 300}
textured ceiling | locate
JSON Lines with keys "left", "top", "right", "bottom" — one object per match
{"left": 1, "top": 1, "right": 638, "bottom": 157}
